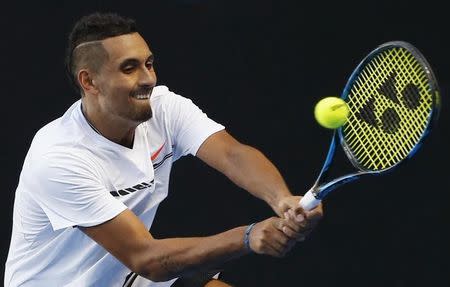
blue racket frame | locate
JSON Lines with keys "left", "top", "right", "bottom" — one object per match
{"left": 310, "top": 41, "right": 441, "bottom": 201}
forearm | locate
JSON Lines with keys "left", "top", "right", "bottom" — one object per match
{"left": 196, "top": 131, "right": 292, "bottom": 211}
{"left": 141, "top": 226, "right": 247, "bottom": 281}
{"left": 222, "top": 144, "right": 291, "bottom": 210}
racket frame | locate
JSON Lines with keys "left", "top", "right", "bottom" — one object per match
{"left": 300, "top": 41, "right": 441, "bottom": 210}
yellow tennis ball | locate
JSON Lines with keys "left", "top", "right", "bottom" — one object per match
{"left": 314, "top": 97, "right": 349, "bottom": 129}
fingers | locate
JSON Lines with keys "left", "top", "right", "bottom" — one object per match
{"left": 280, "top": 213, "right": 303, "bottom": 241}
{"left": 249, "top": 217, "right": 296, "bottom": 257}
{"left": 281, "top": 203, "right": 323, "bottom": 241}
{"left": 249, "top": 203, "right": 324, "bottom": 258}
{"left": 262, "top": 219, "right": 290, "bottom": 257}
{"left": 275, "top": 195, "right": 305, "bottom": 218}
{"left": 287, "top": 208, "right": 306, "bottom": 229}
{"left": 281, "top": 210, "right": 307, "bottom": 241}
{"left": 290, "top": 204, "right": 307, "bottom": 219}
{"left": 305, "top": 203, "right": 323, "bottom": 223}
{"left": 302, "top": 203, "right": 323, "bottom": 234}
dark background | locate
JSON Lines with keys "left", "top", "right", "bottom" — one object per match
{"left": 2, "top": 1, "right": 449, "bottom": 286}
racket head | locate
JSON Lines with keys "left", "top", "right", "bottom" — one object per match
{"left": 337, "top": 41, "right": 440, "bottom": 173}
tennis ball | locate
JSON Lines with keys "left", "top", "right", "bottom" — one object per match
{"left": 314, "top": 97, "right": 349, "bottom": 129}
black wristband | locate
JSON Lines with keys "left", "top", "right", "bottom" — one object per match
{"left": 244, "top": 223, "right": 256, "bottom": 252}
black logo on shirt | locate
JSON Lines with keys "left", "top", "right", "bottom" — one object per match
{"left": 109, "top": 180, "right": 154, "bottom": 197}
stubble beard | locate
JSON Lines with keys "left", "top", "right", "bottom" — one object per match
{"left": 129, "top": 102, "right": 153, "bottom": 123}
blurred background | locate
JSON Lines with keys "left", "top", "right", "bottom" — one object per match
{"left": 2, "top": 0, "right": 449, "bottom": 286}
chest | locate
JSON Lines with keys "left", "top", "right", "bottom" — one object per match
{"left": 91, "top": 125, "right": 174, "bottom": 204}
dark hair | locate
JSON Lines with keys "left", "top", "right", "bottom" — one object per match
{"left": 65, "top": 12, "right": 138, "bottom": 93}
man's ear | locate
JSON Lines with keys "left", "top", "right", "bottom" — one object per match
{"left": 78, "top": 69, "right": 99, "bottom": 95}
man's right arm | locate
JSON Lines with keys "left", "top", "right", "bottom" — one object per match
{"left": 81, "top": 209, "right": 294, "bottom": 282}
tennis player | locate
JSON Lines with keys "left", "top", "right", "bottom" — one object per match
{"left": 4, "top": 12, "right": 322, "bottom": 287}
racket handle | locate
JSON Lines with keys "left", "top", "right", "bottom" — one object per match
{"left": 299, "top": 190, "right": 321, "bottom": 211}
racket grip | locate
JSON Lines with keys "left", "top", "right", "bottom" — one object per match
{"left": 299, "top": 190, "right": 321, "bottom": 211}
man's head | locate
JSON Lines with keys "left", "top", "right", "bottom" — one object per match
{"left": 66, "top": 12, "right": 137, "bottom": 93}
{"left": 66, "top": 12, "right": 156, "bottom": 124}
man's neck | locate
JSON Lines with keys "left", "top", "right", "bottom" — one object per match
{"left": 81, "top": 101, "right": 137, "bottom": 149}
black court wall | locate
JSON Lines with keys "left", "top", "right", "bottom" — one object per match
{"left": 2, "top": 1, "right": 449, "bottom": 286}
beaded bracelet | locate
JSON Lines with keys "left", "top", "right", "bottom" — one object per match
{"left": 244, "top": 223, "right": 256, "bottom": 252}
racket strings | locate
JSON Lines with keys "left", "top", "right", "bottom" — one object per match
{"left": 343, "top": 47, "right": 434, "bottom": 171}
{"left": 367, "top": 50, "right": 426, "bottom": 165}
{"left": 385, "top": 53, "right": 426, "bottom": 158}
{"left": 347, "top": 55, "right": 397, "bottom": 167}
{"left": 360, "top": 49, "right": 429, "bottom": 167}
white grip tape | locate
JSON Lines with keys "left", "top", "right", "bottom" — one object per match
{"left": 299, "top": 190, "right": 321, "bottom": 211}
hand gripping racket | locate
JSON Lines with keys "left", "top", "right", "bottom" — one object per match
{"left": 300, "top": 41, "right": 441, "bottom": 210}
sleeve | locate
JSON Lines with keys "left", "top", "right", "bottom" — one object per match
{"left": 26, "top": 150, "right": 127, "bottom": 231}
{"left": 160, "top": 89, "right": 225, "bottom": 160}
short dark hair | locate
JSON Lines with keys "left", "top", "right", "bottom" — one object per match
{"left": 65, "top": 12, "right": 138, "bottom": 93}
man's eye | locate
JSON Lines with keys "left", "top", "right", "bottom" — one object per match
{"left": 145, "top": 62, "right": 153, "bottom": 69}
{"left": 123, "top": 66, "right": 135, "bottom": 73}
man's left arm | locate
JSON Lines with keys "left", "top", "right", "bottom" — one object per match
{"left": 196, "top": 130, "right": 323, "bottom": 239}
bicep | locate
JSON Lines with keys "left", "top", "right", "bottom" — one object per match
{"left": 80, "top": 209, "right": 154, "bottom": 272}
{"left": 196, "top": 130, "right": 243, "bottom": 173}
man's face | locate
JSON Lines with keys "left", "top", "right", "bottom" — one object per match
{"left": 93, "top": 32, "right": 157, "bottom": 123}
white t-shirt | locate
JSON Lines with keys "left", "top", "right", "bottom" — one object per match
{"left": 4, "top": 86, "right": 225, "bottom": 287}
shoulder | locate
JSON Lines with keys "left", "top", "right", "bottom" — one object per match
{"left": 27, "top": 132, "right": 98, "bottom": 178}
{"left": 30, "top": 101, "right": 90, "bottom": 156}
{"left": 150, "top": 85, "right": 194, "bottom": 108}
{"left": 149, "top": 85, "right": 198, "bottom": 126}
{"left": 150, "top": 86, "right": 200, "bottom": 112}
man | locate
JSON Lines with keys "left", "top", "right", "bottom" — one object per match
{"left": 4, "top": 12, "right": 322, "bottom": 287}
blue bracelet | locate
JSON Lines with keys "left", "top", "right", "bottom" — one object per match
{"left": 244, "top": 223, "right": 256, "bottom": 252}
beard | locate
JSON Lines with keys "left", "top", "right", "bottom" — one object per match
{"left": 128, "top": 86, "right": 154, "bottom": 122}
{"left": 127, "top": 100, "right": 153, "bottom": 123}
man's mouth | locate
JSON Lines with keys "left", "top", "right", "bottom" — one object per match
{"left": 131, "top": 89, "right": 152, "bottom": 100}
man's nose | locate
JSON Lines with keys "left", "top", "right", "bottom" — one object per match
{"left": 139, "top": 67, "right": 157, "bottom": 86}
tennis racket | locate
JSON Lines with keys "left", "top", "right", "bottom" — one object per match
{"left": 299, "top": 41, "right": 441, "bottom": 211}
